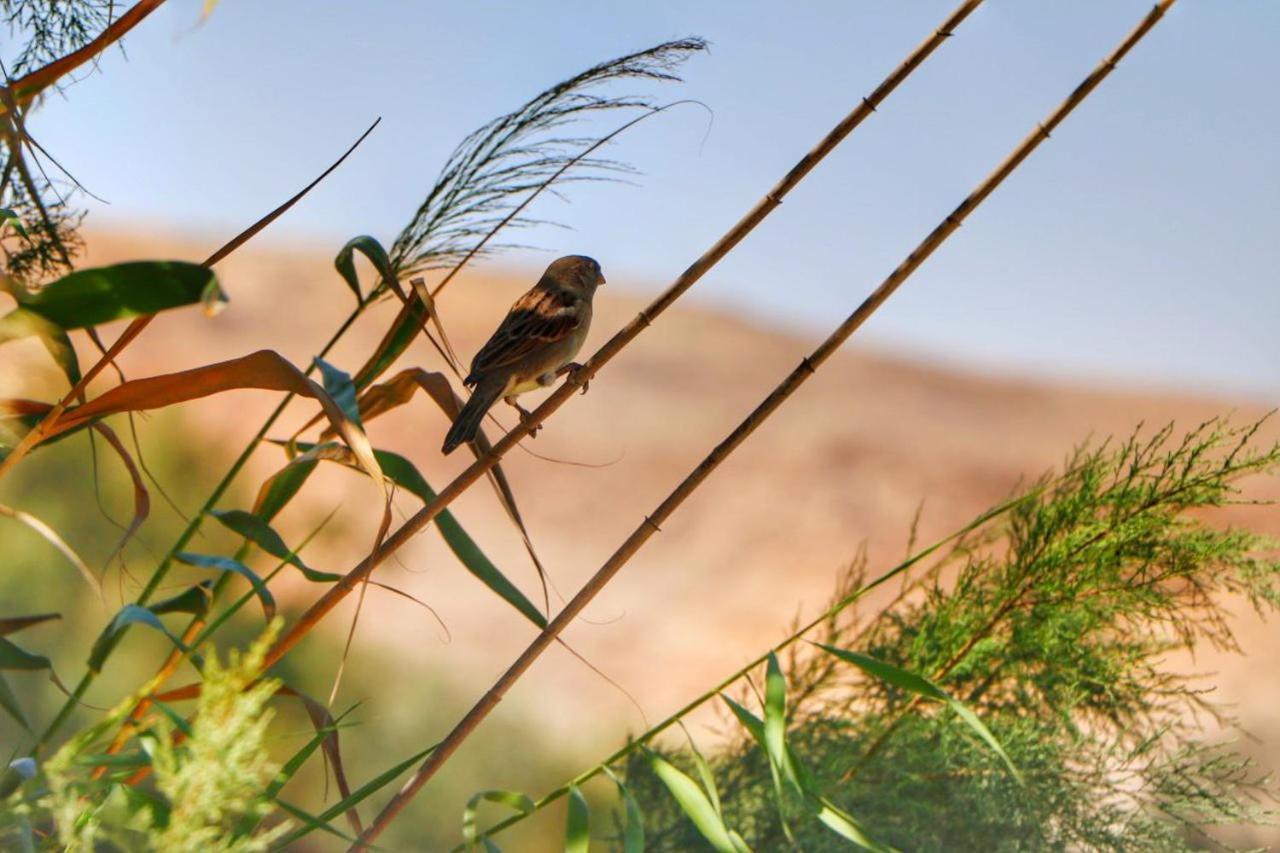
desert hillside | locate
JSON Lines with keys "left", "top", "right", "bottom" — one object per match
{"left": 20, "top": 230, "right": 1279, "bottom": 805}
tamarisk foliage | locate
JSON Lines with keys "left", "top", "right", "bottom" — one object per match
{"left": 621, "top": 421, "right": 1280, "bottom": 851}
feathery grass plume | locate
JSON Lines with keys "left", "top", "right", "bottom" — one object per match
{"left": 388, "top": 37, "right": 706, "bottom": 277}
{"left": 147, "top": 618, "right": 289, "bottom": 852}
{"left": 626, "top": 420, "right": 1280, "bottom": 851}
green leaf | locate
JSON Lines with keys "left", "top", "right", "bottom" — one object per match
{"left": 0, "top": 613, "right": 60, "bottom": 637}
{"left": 685, "top": 734, "right": 723, "bottom": 818}
{"left": 464, "top": 790, "right": 535, "bottom": 847}
{"left": 119, "top": 785, "right": 171, "bottom": 832}
{"left": 150, "top": 581, "right": 213, "bottom": 617}
{"left": 275, "top": 800, "right": 361, "bottom": 844}
{"left": 272, "top": 744, "right": 436, "bottom": 848}
{"left": 334, "top": 235, "right": 397, "bottom": 304}
{"left": 763, "top": 653, "right": 790, "bottom": 786}
{"left": 601, "top": 766, "right": 644, "bottom": 853}
{"left": 209, "top": 508, "right": 339, "bottom": 583}
{"left": 89, "top": 604, "right": 192, "bottom": 672}
{"left": 314, "top": 358, "right": 362, "bottom": 428}
{"left": 721, "top": 692, "right": 795, "bottom": 842}
{"left": 253, "top": 456, "right": 320, "bottom": 524}
{"left": 816, "top": 644, "right": 1022, "bottom": 781}
{"left": 9, "top": 261, "right": 222, "bottom": 328}
{"left": 352, "top": 298, "right": 426, "bottom": 391}
{"left": 565, "top": 784, "right": 590, "bottom": 853}
{"left": 0, "top": 637, "right": 52, "bottom": 671}
{"left": 812, "top": 795, "right": 896, "bottom": 853}
{"left": 645, "top": 749, "right": 745, "bottom": 853}
{"left": 175, "top": 552, "right": 276, "bottom": 618}
{"left": 0, "top": 672, "right": 30, "bottom": 730}
{"left": 293, "top": 442, "right": 548, "bottom": 628}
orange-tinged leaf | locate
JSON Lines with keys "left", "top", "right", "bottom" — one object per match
{"left": 90, "top": 422, "right": 150, "bottom": 566}
{"left": 44, "top": 350, "right": 385, "bottom": 498}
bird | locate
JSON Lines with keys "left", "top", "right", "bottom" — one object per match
{"left": 442, "top": 255, "right": 605, "bottom": 454}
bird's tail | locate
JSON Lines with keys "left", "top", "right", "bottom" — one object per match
{"left": 442, "top": 377, "right": 504, "bottom": 455}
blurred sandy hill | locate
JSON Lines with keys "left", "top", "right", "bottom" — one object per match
{"left": 39, "top": 229, "right": 1280, "bottom": 775}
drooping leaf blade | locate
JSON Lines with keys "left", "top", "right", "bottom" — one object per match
{"left": 565, "top": 784, "right": 590, "bottom": 853}
{"left": 149, "top": 582, "right": 213, "bottom": 617}
{"left": 314, "top": 358, "right": 363, "bottom": 429}
{"left": 291, "top": 442, "right": 547, "bottom": 628}
{"left": 209, "top": 509, "right": 339, "bottom": 583}
{"left": 817, "top": 644, "right": 1021, "bottom": 781}
{"left": 89, "top": 604, "right": 192, "bottom": 672}
{"left": 334, "top": 235, "right": 399, "bottom": 304}
{"left": 0, "top": 673, "right": 31, "bottom": 730}
{"left": 602, "top": 765, "right": 645, "bottom": 853}
{"left": 0, "top": 613, "right": 60, "bottom": 637}
{"left": 645, "top": 749, "right": 744, "bottom": 853}
{"left": 175, "top": 552, "right": 276, "bottom": 618}
{"left": 8, "top": 261, "right": 223, "bottom": 328}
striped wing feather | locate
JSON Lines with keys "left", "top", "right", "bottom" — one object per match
{"left": 466, "top": 286, "right": 582, "bottom": 384}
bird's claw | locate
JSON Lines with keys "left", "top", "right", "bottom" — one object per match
{"left": 516, "top": 405, "right": 542, "bottom": 438}
{"left": 561, "top": 362, "right": 590, "bottom": 395}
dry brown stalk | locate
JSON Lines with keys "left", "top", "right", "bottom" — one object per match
{"left": 352, "top": 0, "right": 1178, "bottom": 844}
{"left": 1, "top": 0, "right": 167, "bottom": 116}
{"left": 260, "top": 0, "right": 987, "bottom": 681}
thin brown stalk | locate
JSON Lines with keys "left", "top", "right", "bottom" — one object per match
{"left": 261, "top": 0, "right": 987, "bottom": 680}
{"left": 0, "top": 117, "right": 380, "bottom": 480}
{"left": 3, "top": 0, "right": 167, "bottom": 114}
{"left": 353, "top": 1, "right": 1177, "bottom": 843}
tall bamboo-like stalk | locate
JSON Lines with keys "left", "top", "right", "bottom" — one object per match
{"left": 354, "top": 1, "right": 1178, "bottom": 844}
{"left": 260, "top": 0, "right": 989, "bottom": 677}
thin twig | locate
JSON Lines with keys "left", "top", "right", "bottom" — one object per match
{"left": 2, "top": 0, "right": 166, "bottom": 116}
{"left": 353, "top": 1, "right": 1176, "bottom": 842}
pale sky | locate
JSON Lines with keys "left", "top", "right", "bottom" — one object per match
{"left": 10, "top": 1, "right": 1279, "bottom": 398}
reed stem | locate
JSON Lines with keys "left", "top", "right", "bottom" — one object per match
{"left": 354, "top": 1, "right": 1177, "bottom": 843}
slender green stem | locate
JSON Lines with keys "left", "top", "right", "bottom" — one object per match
{"left": 19, "top": 303, "right": 365, "bottom": 766}
{"left": 448, "top": 493, "right": 1033, "bottom": 848}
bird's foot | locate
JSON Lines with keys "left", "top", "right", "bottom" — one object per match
{"left": 506, "top": 399, "right": 541, "bottom": 438}
{"left": 558, "top": 362, "right": 590, "bottom": 394}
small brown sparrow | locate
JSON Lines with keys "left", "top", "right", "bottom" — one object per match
{"left": 442, "top": 255, "right": 605, "bottom": 454}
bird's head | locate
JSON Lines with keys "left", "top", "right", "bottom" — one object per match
{"left": 544, "top": 255, "right": 606, "bottom": 293}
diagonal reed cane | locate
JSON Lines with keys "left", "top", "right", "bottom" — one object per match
{"left": 259, "top": 0, "right": 988, "bottom": 677}
{"left": 353, "top": 1, "right": 1179, "bottom": 844}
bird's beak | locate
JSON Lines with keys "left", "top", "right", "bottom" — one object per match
{"left": 599, "top": 275, "right": 607, "bottom": 286}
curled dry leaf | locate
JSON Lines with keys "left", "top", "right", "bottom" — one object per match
{"left": 42, "top": 349, "right": 385, "bottom": 501}
{"left": 90, "top": 422, "right": 151, "bottom": 566}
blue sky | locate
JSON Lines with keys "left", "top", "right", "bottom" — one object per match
{"left": 10, "top": 1, "right": 1279, "bottom": 398}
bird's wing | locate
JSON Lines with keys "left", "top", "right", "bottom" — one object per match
{"left": 467, "top": 285, "right": 583, "bottom": 382}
